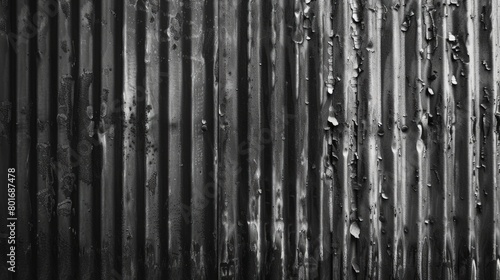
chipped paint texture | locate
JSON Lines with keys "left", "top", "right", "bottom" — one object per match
{"left": 0, "top": 0, "right": 500, "bottom": 279}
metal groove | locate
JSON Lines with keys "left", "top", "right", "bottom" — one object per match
{"left": 1, "top": 0, "right": 500, "bottom": 279}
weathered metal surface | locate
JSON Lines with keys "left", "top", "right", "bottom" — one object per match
{"left": 0, "top": 0, "right": 499, "bottom": 279}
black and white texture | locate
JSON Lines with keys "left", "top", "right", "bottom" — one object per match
{"left": 1, "top": 0, "right": 500, "bottom": 279}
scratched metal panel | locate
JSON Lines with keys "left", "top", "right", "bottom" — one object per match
{"left": 0, "top": 0, "right": 499, "bottom": 279}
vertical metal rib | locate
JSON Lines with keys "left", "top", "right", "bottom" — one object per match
{"left": 420, "top": 1, "right": 447, "bottom": 277}
{"left": 440, "top": 3, "right": 456, "bottom": 277}
{"left": 378, "top": 1, "right": 405, "bottom": 278}
{"left": 76, "top": 0, "right": 96, "bottom": 278}
{"left": 56, "top": 0, "right": 76, "bottom": 278}
{"left": 268, "top": 0, "right": 287, "bottom": 278}
{"left": 493, "top": 2, "right": 500, "bottom": 278}
{"left": 330, "top": 0, "right": 359, "bottom": 278}
{"left": 467, "top": 0, "right": 480, "bottom": 278}
{"left": 290, "top": 0, "right": 310, "bottom": 278}
{"left": 187, "top": 0, "right": 217, "bottom": 278}
{"left": 449, "top": 2, "right": 474, "bottom": 278}
{"left": 317, "top": 0, "right": 333, "bottom": 278}
{"left": 356, "top": 1, "right": 383, "bottom": 278}
{"left": 165, "top": 0, "right": 190, "bottom": 278}
{"left": 414, "top": 0, "right": 430, "bottom": 278}
{"left": 401, "top": 1, "right": 421, "bottom": 278}
{"left": 244, "top": 0, "right": 263, "bottom": 277}
{"left": 492, "top": 2, "right": 500, "bottom": 279}
{"left": 98, "top": 0, "right": 117, "bottom": 278}
{"left": 122, "top": 0, "right": 138, "bottom": 278}
{"left": 144, "top": 0, "right": 160, "bottom": 279}
{"left": 217, "top": 0, "right": 241, "bottom": 278}
{"left": 466, "top": 1, "right": 497, "bottom": 279}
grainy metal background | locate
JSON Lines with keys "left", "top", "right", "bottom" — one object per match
{"left": 0, "top": 0, "right": 499, "bottom": 279}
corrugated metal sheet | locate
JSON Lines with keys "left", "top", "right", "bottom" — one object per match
{"left": 0, "top": 0, "right": 499, "bottom": 279}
